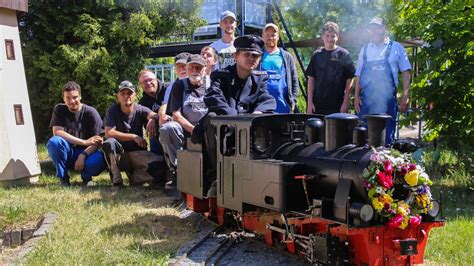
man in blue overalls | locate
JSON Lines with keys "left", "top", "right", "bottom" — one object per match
{"left": 354, "top": 16, "right": 412, "bottom": 145}
{"left": 260, "top": 23, "right": 299, "bottom": 113}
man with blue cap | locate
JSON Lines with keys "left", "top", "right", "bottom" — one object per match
{"left": 195, "top": 35, "right": 276, "bottom": 197}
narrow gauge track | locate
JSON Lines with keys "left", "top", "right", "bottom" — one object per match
{"left": 170, "top": 217, "right": 307, "bottom": 265}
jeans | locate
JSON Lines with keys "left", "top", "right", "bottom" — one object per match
{"left": 47, "top": 136, "right": 106, "bottom": 182}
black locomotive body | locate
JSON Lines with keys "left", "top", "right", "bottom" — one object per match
{"left": 177, "top": 113, "right": 443, "bottom": 265}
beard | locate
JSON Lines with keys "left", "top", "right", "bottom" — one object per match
{"left": 189, "top": 74, "right": 203, "bottom": 84}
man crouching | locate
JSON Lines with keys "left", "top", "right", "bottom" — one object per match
{"left": 102, "top": 80, "right": 166, "bottom": 188}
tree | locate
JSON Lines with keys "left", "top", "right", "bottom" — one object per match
{"left": 392, "top": 1, "right": 474, "bottom": 148}
{"left": 19, "top": 0, "right": 204, "bottom": 141}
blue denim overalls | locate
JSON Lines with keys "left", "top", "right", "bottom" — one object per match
{"left": 264, "top": 50, "right": 290, "bottom": 113}
{"left": 358, "top": 41, "right": 397, "bottom": 145}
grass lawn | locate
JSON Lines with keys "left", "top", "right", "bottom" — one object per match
{"left": 0, "top": 145, "right": 195, "bottom": 264}
{"left": 1, "top": 145, "right": 473, "bottom": 264}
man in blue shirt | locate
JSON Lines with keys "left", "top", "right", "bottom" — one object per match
{"left": 260, "top": 23, "right": 299, "bottom": 113}
{"left": 354, "top": 16, "right": 412, "bottom": 145}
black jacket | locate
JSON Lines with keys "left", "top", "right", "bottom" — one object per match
{"left": 205, "top": 64, "right": 276, "bottom": 115}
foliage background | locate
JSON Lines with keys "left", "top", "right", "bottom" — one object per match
{"left": 19, "top": 0, "right": 204, "bottom": 141}
{"left": 19, "top": 0, "right": 473, "bottom": 154}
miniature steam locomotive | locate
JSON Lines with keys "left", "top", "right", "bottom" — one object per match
{"left": 177, "top": 113, "right": 443, "bottom": 265}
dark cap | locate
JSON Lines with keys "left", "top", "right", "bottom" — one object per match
{"left": 369, "top": 16, "right": 385, "bottom": 27}
{"left": 234, "top": 35, "right": 264, "bottom": 54}
{"left": 118, "top": 80, "right": 136, "bottom": 92}
{"left": 187, "top": 54, "right": 206, "bottom": 67}
{"left": 220, "top": 10, "right": 236, "bottom": 22}
{"left": 175, "top": 52, "right": 191, "bottom": 65}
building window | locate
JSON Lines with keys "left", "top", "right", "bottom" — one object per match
{"left": 14, "top": 105, "right": 24, "bottom": 125}
{"left": 5, "top": 39, "right": 15, "bottom": 60}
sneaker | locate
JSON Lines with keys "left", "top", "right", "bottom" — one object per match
{"left": 85, "top": 181, "right": 95, "bottom": 187}
{"left": 206, "top": 180, "right": 217, "bottom": 198}
{"left": 60, "top": 178, "right": 71, "bottom": 187}
{"left": 165, "top": 169, "right": 177, "bottom": 189}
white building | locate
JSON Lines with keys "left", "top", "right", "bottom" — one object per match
{"left": 0, "top": 0, "right": 41, "bottom": 185}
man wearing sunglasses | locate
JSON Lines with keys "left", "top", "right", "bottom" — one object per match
{"left": 195, "top": 35, "right": 276, "bottom": 197}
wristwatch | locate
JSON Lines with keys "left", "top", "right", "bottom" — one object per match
{"left": 81, "top": 151, "right": 88, "bottom": 157}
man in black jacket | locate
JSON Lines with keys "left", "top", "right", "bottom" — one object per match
{"left": 198, "top": 35, "right": 276, "bottom": 197}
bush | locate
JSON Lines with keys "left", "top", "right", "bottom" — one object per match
{"left": 422, "top": 145, "right": 473, "bottom": 188}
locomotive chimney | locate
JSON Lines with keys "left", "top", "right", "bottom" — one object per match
{"left": 353, "top": 126, "right": 367, "bottom": 146}
{"left": 305, "top": 118, "right": 324, "bottom": 145}
{"left": 324, "top": 113, "right": 358, "bottom": 151}
{"left": 364, "top": 114, "right": 392, "bottom": 147}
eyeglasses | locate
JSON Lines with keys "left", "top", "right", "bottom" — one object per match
{"left": 241, "top": 52, "right": 261, "bottom": 59}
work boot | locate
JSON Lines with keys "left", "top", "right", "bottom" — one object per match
{"left": 60, "top": 176, "right": 71, "bottom": 187}
{"left": 107, "top": 153, "right": 123, "bottom": 185}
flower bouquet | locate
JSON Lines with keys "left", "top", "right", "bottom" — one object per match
{"left": 362, "top": 148, "right": 433, "bottom": 229}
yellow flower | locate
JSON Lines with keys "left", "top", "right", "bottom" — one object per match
{"left": 397, "top": 201, "right": 410, "bottom": 216}
{"left": 380, "top": 193, "right": 393, "bottom": 204}
{"left": 372, "top": 198, "right": 384, "bottom": 211}
{"left": 404, "top": 170, "right": 420, "bottom": 186}
{"left": 399, "top": 216, "right": 409, "bottom": 229}
{"left": 416, "top": 194, "right": 430, "bottom": 208}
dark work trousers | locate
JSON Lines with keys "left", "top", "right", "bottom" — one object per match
{"left": 201, "top": 113, "right": 218, "bottom": 191}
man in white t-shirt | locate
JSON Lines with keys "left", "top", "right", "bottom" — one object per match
{"left": 210, "top": 10, "right": 237, "bottom": 70}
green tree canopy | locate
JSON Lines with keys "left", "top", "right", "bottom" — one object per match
{"left": 19, "top": 0, "right": 203, "bottom": 141}
{"left": 392, "top": 1, "right": 473, "bottom": 148}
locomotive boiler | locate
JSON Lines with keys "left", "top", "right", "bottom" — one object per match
{"left": 177, "top": 113, "right": 443, "bottom": 265}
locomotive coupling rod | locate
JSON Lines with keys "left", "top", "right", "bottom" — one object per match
{"left": 265, "top": 224, "right": 311, "bottom": 240}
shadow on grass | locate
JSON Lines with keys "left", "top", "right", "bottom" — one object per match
{"left": 100, "top": 212, "right": 197, "bottom": 256}
{"left": 82, "top": 186, "right": 178, "bottom": 209}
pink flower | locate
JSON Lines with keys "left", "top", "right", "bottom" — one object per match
{"left": 397, "top": 166, "right": 408, "bottom": 178}
{"left": 410, "top": 215, "right": 422, "bottom": 226}
{"left": 363, "top": 180, "right": 373, "bottom": 189}
{"left": 387, "top": 214, "right": 404, "bottom": 229}
{"left": 409, "top": 163, "right": 417, "bottom": 171}
{"left": 370, "top": 153, "right": 381, "bottom": 162}
{"left": 377, "top": 172, "right": 393, "bottom": 189}
{"left": 384, "top": 160, "right": 393, "bottom": 175}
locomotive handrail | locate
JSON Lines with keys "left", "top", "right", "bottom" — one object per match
{"left": 315, "top": 157, "right": 357, "bottom": 163}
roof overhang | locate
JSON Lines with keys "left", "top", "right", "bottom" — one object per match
{"left": 0, "top": 0, "right": 28, "bottom": 12}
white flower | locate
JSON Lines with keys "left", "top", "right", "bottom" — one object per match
{"left": 376, "top": 187, "right": 384, "bottom": 194}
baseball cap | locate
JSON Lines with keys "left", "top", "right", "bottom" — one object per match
{"left": 220, "top": 10, "right": 236, "bottom": 22}
{"left": 369, "top": 16, "right": 385, "bottom": 27}
{"left": 175, "top": 52, "right": 191, "bottom": 65}
{"left": 187, "top": 54, "right": 206, "bottom": 67}
{"left": 234, "top": 35, "right": 264, "bottom": 54}
{"left": 118, "top": 80, "right": 136, "bottom": 92}
{"left": 264, "top": 23, "right": 279, "bottom": 32}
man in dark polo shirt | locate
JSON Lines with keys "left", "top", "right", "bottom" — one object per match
{"left": 47, "top": 81, "right": 106, "bottom": 186}
{"left": 102, "top": 80, "right": 166, "bottom": 188}
{"left": 138, "top": 69, "right": 167, "bottom": 155}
